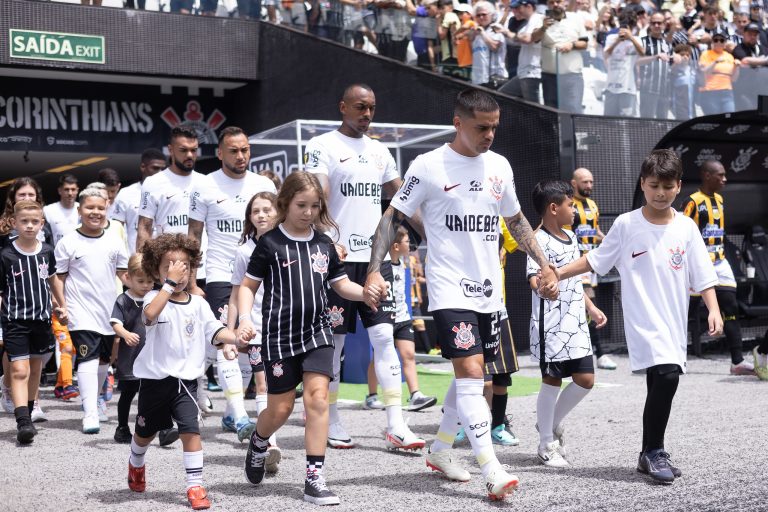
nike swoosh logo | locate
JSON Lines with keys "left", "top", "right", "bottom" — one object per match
{"left": 157, "top": 321, "right": 169, "bottom": 324}
{"left": 13, "top": 271, "right": 24, "bottom": 277}
{"left": 632, "top": 251, "right": 648, "bottom": 258}
{"left": 75, "top": 255, "right": 84, "bottom": 260}
{"left": 444, "top": 183, "right": 461, "bottom": 192}
{"left": 166, "top": 194, "right": 177, "bottom": 199}
{"left": 282, "top": 259, "right": 297, "bottom": 267}
{"left": 340, "top": 157, "right": 353, "bottom": 163}
{"left": 555, "top": 255, "right": 567, "bottom": 264}
{"left": 475, "top": 429, "right": 489, "bottom": 438}
{"left": 217, "top": 199, "right": 226, "bottom": 204}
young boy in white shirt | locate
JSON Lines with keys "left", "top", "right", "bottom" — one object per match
{"left": 559, "top": 149, "right": 723, "bottom": 483}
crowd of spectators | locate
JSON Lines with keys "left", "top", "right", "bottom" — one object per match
{"left": 80, "top": 0, "right": 768, "bottom": 118}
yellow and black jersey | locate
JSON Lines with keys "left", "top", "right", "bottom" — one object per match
{"left": 681, "top": 191, "right": 725, "bottom": 264}
{"left": 566, "top": 197, "right": 600, "bottom": 255}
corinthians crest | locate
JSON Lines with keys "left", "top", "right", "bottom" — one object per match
{"left": 668, "top": 247, "right": 685, "bottom": 271}
{"left": 161, "top": 100, "right": 226, "bottom": 145}
{"left": 451, "top": 322, "right": 476, "bottom": 350}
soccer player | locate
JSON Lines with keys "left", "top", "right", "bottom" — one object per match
{"left": 1, "top": 201, "right": 66, "bottom": 443}
{"left": 98, "top": 168, "right": 122, "bottom": 220}
{"left": 569, "top": 168, "right": 617, "bottom": 370}
{"left": 365, "top": 89, "right": 559, "bottom": 500}
{"left": 112, "top": 148, "right": 166, "bottom": 254}
{"left": 681, "top": 159, "right": 754, "bottom": 375}
{"left": 304, "top": 83, "right": 423, "bottom": 450}
{"left": 187, "top": 126, "right": 276, "bottom": 440}
{"left": 44, "top": 174, "right": 80, "bottom": 246}
{"left": 559, "top": 149, "right": 723, "bottom": 483}
{"left": 55, "top": 187, "right": 128, "bottom": 434}
{"left": 527, "top": 180, "right": 606, "bottom": 467}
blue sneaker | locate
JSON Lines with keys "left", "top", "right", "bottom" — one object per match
{"left": 221, "top": 415, "right": 237, "bottom": 433}
{"left": 455, "top": 428, "right": 466, "bottom": 444}
{"left": 637, "top": 449, "right": 675, "bottom": 483}
{"left": 236, "top": 417, "right": 257, "bottom": 443}
{"left": 491, "top": 424, "right": 519, "bottom": 446}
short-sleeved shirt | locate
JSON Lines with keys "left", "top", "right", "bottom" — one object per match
{"left": 246, "top": 225, "right": 346, "bottom": 361}
{"left": 304, "top": 130, "right": 399, "bottom": 263}
{"left": 391, "top": 259, "right": 411, "bottom": 323}
{"left": 526, "top": 228, "right": 591, "bottom": 363}
{"left": 586, "top": 209, "right": 718, "bottom": 372}
{"left": 43, "top": 202, "right": 79, "bottom": 246}
{"left": 112, "top": 183, "right": 143, "bottom": 254}
{"left": 541, "top": 14, "right": 588, "bottom": 74}
{"left": 604, "top": 34, "right": 640, "bottom": 94}
{"left": 390, "top": 144, "right": 521, "bottom": 313}
{"left": 55, "top": 228, "right": 128, "bottom": 335}
{"left": 698, "top": 50, "right": 736, "bottom": 91}
{"left": 189, "top": 170, "right": 276, "bottom": 284}
{"left": 133, "top": 290, "right": 225, "bottom": 380}
{"left": 471, "top": 27, "right": 508, "bottom": 85}
{"left": 0, "top": 241, "right": 56, "bottom": 322}
{"left": 440, "top": 11, "right": 462, "bottom": 59}
{"left": 517, "top": 13, "right": 544, "bottom": 79}
{"left": 231, "top": 237, "right": 265, "bottom": 344}
{"left": 681, "top": 190, "right": 726, "bottom": 264}
{"left": 110, "top": 291, "right": 146, "bottom": 380}
{"left": 138, "top": 168, "right": 204, "bottom": 236}
{"left": 566, "top": 197, "right": 600, "bottom": 255}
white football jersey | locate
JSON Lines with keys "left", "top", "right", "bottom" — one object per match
{"left": 43, "top": 202, "right": 79, "bottom": 246}
{"left": 587, "top": 209, "right": 718, "bottom": 373}
{"left": 390, "top": 144, "right": 521, "bottom": 313}
{"left": 304, "top": 130, "right": 399, "bottom": 262}
{"left": 527, "top": 228, "right": 591, "bottom": 363}
{"left": 112, "top": 183, "right": 142, "bottom": 254}
{"left": 138, "top": 168, "right": 204, "bottom": 236}
{"left": 133, "top": 291, "right": 225, "bottom": 380}
{"left": 55, "top": 228, "right": 128, "bottom": 334}
{"left": 189, "top": 170, "right": 276, "bottom": 283}
{"left": 231, "top": 237, "right": 265, "bottom": 345}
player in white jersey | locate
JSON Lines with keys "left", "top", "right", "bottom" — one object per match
{"left": 98, "top": 168, "right": 122, "bottom": 220}
{"left": 305, "top": 84, "right": 424, "bottom": 451}
{"left": 44, "top": 174, "right": 80, "bottom": 246}
{"left": 188, "top": 127, "right": 276, "bottom": 441}
{"left": 559, "top": 150, "right": 722, "bottom": 484}
{"left": 365, "top": 90, "right": 559, "bottom": 501}
{"left": 112, "top": 149, "right": 166, "bottom": 254}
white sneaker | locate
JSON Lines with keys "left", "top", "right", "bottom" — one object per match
{"left": 31, "top": 401, "right": 47, "bottom": 423}
{"left": 82, "top": 415, "right": 100, "bottom": 434}
{"left": 97, "top": 397, "right": 108, "bottom": 422}
{"left": 535, "top": 423, "right": 566, "bottom": 458}
{"left": 485, "top": 467, "right": 519, "bottom": 500}
{"left": 426, "top": 448, "right": 471, "bottom": 482}
{"left": 538, "top": 440, "right": 570, "bottom": 468}
{"left": 730, "top": 360, "right": 756, "bottom": 376}
{"left": 265, "top": 445, "right": 282, "bottom": 474}
{"left": 198, "top": 396, "right": 214, "bottom": 417}
{"left": 327, "top": 421, "right": 354, "bottom": 449}
{"left": 597, "top": 355, "right": 617, "bottom": 370}
{"left": 385, "top": 424, "right": 426, "bottom": 451}
{"left": 1, "top": 385, "right": 14, "bottom": 414}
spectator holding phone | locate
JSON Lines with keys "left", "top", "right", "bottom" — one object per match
{"left": 603, "top": 10, "right": 644, "bottom": 116}
{"left": 469, "top": 1, "right": 509, "bottom": 88}
{"left": 698, "top": 29, "right": 739, "bottom": 114}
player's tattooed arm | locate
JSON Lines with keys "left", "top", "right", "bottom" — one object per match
{"left": 365, "top": 205, "right": 410, "bottom": 303}
{"left": 136, "top": 216, "right": 154, "bottom": 253}
{"left": 383, "top": 178, "right": 426, "bottom": 240}
{"left": 505, "top": 212, "right": 559, "bottom": 300}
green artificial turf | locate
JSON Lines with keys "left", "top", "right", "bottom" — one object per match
{"left": 337, "top": 366, "right": 543, "bottom": 405}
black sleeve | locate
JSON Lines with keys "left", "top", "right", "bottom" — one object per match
{"left": 246, "top": 235, "right": 271, "bottom": 280}
{"left": 42, "top": 223, "right": 53, "bottom": 246}
{"left": 44, "top": 245, "right": 57, "bottom": 275}
{"left": 111, "top": 296, "right": 126, "bottom": 325}
{"left": 323, "top": 235, "right": 346, "bottom": 282}
{"left": 0, "top": 254, "right": 6, "bottom": 293}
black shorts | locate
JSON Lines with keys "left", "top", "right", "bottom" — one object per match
{"left": 265, "top": 345, "right": 334, "bottom": 394}
{"left": 327, "top": 261, "right": 395, "bottom": 334}
{"left": 204, "top": 282, "right": 232, "bottom": 326}
{"left": 485, "top": 311, "right": 519, "bottom": 376}
{"left": 393, "top": 320, "right": 414, "bottom": 342}
{"left": 71, "top": 330, "right": 114, "bottom": 364}
{"left": 540, "top": 355, "right": 595, "bottom": 379}
{"left": 3, "top": 319, "right": 55, "bottom": 362}
{"left": 135, "top": 376, "right": 200, "bottom": 437}
{"left": 432, "top": 309, "right": 500, "bottom": 362}
{"left": 484, "top": 373, "right": 512, "bottom": 387}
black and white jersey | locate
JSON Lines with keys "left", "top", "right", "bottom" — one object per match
{"left": 0, "top": 241, "right": 56, "bottom": 322}
{"left": 526, "top": 228, "right": 591, "bottom": 363}
{"left": 110, "top": 291, "right": 146, "bottom": 380}
{"left": 245, "top": 225, "right": 346, "bottom": 360}
{"left": 391, "top": 260, "right": 411, "bottom": 323}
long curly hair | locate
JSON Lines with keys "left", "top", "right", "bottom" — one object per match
{"left": 0, "top": 177, "right": 44, "bottom": 235}
{"left": 141, "top": 233, "right": 202, "bottom": 285}
{"left": 276, "top": 172, "right": 338, "bottom": 238}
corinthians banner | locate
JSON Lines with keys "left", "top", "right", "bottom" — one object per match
{"left": 0, "top": 78, "right": 231, "bottom": 154}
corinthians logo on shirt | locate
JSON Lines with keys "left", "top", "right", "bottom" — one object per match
{"left": 668, "top": 246, "right": 685, "bottom": 271}
{"left": 311, "top": 249, "right": 329, "bottom": 273}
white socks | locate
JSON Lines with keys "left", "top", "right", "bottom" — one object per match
{"left": 431, "top": 379, "right": 458, "bottom": 453}
{"left": 77, "top": 359, "right": 99, "bottom": 419}
{"left": 456, "top": 378, "right": 499, "bottom": 477}
{"left": 238, "top": 352, "right": 252, "bottom": 390}
{"left": 368, "top": 323, "right": 405, "bottom": 430}
{"left": 183, "top": 450, "right": 204, "bottom": 489}
{"left": 254, "top": 393, "right": 277, "bottom": 446}
{"left": 329, "top": 334, "right": 345, "bottom": 425}
{"left": 97, "top": 363, "right": 109, "bottom": 397}
{"left": 130, "top": 438, "right": 148, "bottom": 468}
{"left": 536, "top": 383, "right": 560, "bottom": 450}
{"left": 553, "top": 382, "right": 591, "bottom": 431}
{"left": 217, "top": 350, "right": 247, "bottom": 420}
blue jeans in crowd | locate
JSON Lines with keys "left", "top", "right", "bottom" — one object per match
{"left": 699, "top": 89, "right": 735, "bottom": 115}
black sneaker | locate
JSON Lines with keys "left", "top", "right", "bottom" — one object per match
{"left": 158, "top": 428, "right": 179, "bottom": 446}
{"left": 637, "top": 449, "right": 675, "bottom": 483}
{"left": 114, "top": 425, "right": 133, "bottom": 444}
{"left": 659, "top": 450, "right": 682, "bottom": 478}
{"left": 17, "top": 422, "right": 36, "bottom": 444}
{"left": 245, "top": 442, "right": 267, "bottom": 485}
{"left": 304, "top": 473, "right": 341, "bottom": 506}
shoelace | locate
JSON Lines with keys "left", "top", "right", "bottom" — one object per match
{"left": 307, "top": 473, "right": 330, "bottom": 492}
{"left": 651, "top": 450, "right": 672, "bottom": 469}
{"left": 249, "top": 450, "right": 267, "bottom": 468}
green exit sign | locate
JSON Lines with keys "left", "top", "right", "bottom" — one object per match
{"left": 10, "top": 29, "right": 105, "bottom": 64}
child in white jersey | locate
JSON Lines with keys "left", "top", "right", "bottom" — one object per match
{"left": 238, "top": 172, "right": 376, "bottom": 506}
{"left": 559, "top": 150, "right": 722, "bottom": 483}
{"left": 227, "top": 191, "right": 278, "bottom": 453}
{"left": 527, "top": 180, "right": 607, "bottom": 468}
{"left": 127, "top": 233, "right": 242, "bottom": 510}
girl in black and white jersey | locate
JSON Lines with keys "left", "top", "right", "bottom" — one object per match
{"left": 237, "top": 172, "right": 377, "bottom": 506}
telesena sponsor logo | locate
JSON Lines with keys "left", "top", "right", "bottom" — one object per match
{"left": 398, "top": 176, "right": 419, "bottom": 202}
{"left": 460, "top": 278, "right": 493, "bottom": 298}
{"left": 348, "top": 234, "right": 373, "bottom": 252}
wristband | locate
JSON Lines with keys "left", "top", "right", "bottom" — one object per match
{"left": 164, "top": 278, "right": 178, "bottom": 288}
{"left": 161, "top": 283, "right": 175, "bottom": 294}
